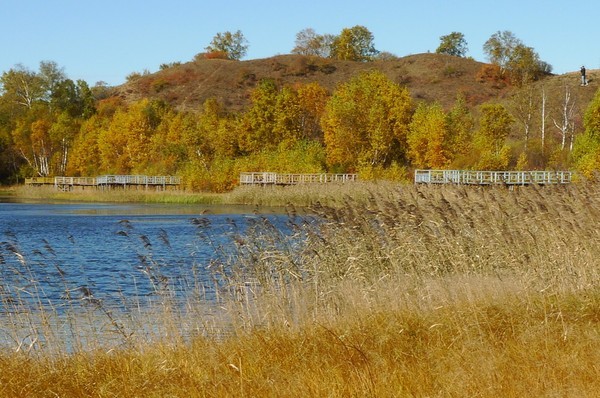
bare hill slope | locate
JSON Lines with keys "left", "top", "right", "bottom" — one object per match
{"left": 112, "top": 53, "right": 598, "bottom": 116}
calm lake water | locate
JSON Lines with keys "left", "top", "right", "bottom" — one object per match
{"left": 0, "top": 201, "right": 298, "bottom": 312}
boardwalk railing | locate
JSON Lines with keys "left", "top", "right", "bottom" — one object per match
{"left": 415, "top": 169, "right": 573, "bottom": 185}
{"left": 240, "top": 172, "right": 358, "bottom": 185}
{"left": 54, "top": 177, "right": 97, "bottom": 187}
{"left": 26, "top": 175, "right": 181, "bottom": 190}
{"left": 95, "top": 175, "right": 181, "bottom": 186}
{"left": 24, "top": 177, "right": 56, "bottom": 185}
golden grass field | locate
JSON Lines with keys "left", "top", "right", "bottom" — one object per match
{"left": 2, "top": 181, "right": 600, "bottom": 397}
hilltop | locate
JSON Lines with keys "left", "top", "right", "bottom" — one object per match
{"left": 111, "top": 53, "right": 516, "bottom": 113}
{"left": 111, "top": 53, "right": 598, "bottom": 120}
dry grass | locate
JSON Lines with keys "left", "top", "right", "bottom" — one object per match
{"left": 114, "top": 53, "right": 515, "bottom": 114}
{"left": 11, "top": 185, "right": 223, "bottom": 204}
{"left": 2, "top": 182, "right": 600, "bottom": 396}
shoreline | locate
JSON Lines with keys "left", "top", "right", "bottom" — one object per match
{"left": 2, "top": 180, "right": 395, "bottom": 208}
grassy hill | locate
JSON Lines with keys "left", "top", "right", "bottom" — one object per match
{"left": 111, "top": 53, "right": 527, "bottom": 113}
{"left": 112, "top": 53, "right": 599, "bottom": 116}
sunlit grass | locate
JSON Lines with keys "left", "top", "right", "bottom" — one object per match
{"left": 2, "top": 182, "right": 600, "bottom": 396}
{"left": 10, "top": 180, "right": 392, "bottom": 207}
{"left": 11, "top": 185, "right": 224, "bottom": 204}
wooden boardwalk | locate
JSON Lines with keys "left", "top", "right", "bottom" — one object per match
{"left": 239, "top": 172, "right": 358, "bottom": 186}
{"left": 414, "top": 169, "right": 573, "bottom": 186}
{"left": 25, "top": 175, "right": 181, "bottom": 190}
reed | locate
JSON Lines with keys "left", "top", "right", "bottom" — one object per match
{"left": 11, "top": 180, "right": 394, "bottom": 207}
{"left": 2, "top": 182, "right": 600, "bottom": 396}
{"left": 12, "top": 185, "right": 224, "bottom": 204}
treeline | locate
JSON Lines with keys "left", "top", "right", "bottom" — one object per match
{"left": 2, "top": 61, "right": 600, "bottom": 191}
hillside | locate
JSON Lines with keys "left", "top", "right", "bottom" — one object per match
{"left": 112, "top": 53, "right": 525, "bottom": 113}
{"left": 110, "top": 52, "right": 599, "bottom": 141}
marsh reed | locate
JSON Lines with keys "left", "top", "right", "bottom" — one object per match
{"left": 2, "top": 182, "right": 600, "bottom": 396}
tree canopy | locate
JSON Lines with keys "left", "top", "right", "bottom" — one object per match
{"left": 330, "top": 26, "right": 379, "bottom": 62}
{"left": 436, "top": 32, "right": 468, "bottom": 57}
{"left": 321, "top": 70, "right": 412, "bottom": 171}
{"left": 483, "top": 30, "right": 551, "bottom": 85}
{"left": 205, "top": 30, "right": 249, "bottom": 60}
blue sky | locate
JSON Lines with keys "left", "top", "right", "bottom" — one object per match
{"left": 1, "top": 0, "right": 598, "bottom": 86}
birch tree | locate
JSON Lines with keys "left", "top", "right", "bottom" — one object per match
{"left": 552, "top": 85, "right": 576, "bottom": 151}
{"left": 510, "top": 87, "right": 536, "bottom": 151}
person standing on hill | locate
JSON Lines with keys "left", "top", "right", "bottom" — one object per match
{"left": 581, "top": 66, "right": 588, "bottom": 86}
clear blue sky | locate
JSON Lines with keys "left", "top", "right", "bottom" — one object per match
{"left": 1, "top": 0, "right": 598, "bottom": 86}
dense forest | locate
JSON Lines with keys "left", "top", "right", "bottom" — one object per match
{"left": 2, "top": 27, "right": 600, "bottom": 191}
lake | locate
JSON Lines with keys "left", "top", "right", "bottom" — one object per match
{"left": 0, "top": 201, "right": 306, "bottom": 350}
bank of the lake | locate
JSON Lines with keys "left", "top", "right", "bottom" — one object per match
{"left": 5, "top": 180, "right": 392, "bottom": 207}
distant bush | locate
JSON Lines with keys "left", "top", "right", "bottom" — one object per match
{"left": 159, "top": 62, "right": 182, "bottom": 70}
{"left": 200, "top": 51, "right": 230, "bottom": 60}
{"left": 151, "top": 78, "right": 170, "bottom": 93}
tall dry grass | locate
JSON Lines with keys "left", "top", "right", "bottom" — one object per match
{"left": 2, "top": 182, "right": 600, "bottom": 397}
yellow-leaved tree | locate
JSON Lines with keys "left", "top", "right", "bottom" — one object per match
{"left": 321, "top": 70, "right": 412, "bottom": 173}
{"left": 473, "top": 103, "right": 513, "bottom": 170}
{"left": 407, "top": 102, "right": 451, "bottom": 169}
{"left": 572, "top": 89, "right": 600, "bottom": 178}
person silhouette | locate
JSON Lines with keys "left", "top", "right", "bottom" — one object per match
{"left": 581, "top": 66, "right": 588, "bottom": 86}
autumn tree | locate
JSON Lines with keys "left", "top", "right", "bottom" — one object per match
{"left": 473, "top": 103, "right": 513, "bottom": 169}
{"left": 198, "top": 98, "right": 239, "bottom": 160}
{"left": 296, "top": 82, "right": 329, "bottom": 142}
{"left": 321, "top": 70, "right": 412, "bottom": 172}
{"left": 446, "top": 94, "right": 474, "bottom": 166}
{"left": 407, "top": 102, "right": 451, "bottom": 169}
{"left": 237, "top": 79, "right": 279, "bottom": 153}
{"left": 330, "top": 26, "right": 378, "bottom": 62}
{"left": 436, "top": 32, "right": 468, "bottom": 57}
{"left": 67, "top": 113, "right": 104, "bottom": 176}
{"left": 49, "top": 112, "right": 80, "bottom": 175}
{"left": 96, "top": 99, "right": 168, "bottom": 173}
{"left": 205, "top": 30, "right": 248, "bottom": 60}
{"left": 572, "top": 89, "right": 600, "bottom": 178}
{"left": 147, "top": 110, "right": 197, "bottom": 175}
{"left": 9, "top": 106, "right": 57, "bottom": 176}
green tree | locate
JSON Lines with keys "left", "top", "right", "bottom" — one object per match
{"left": 330, "top": 26, "right": 378, "bottom": 62}
{"left": 321, "top": 71, "right": 412, "bottom": 171}
{"left": 483, "top": 31, "right": 551, "bottom": 85}
{"left": 38, "top": 60, "right": 66, "bottom": 102}
{"left": 51, "top": 79, "right": 96, "bottom": 118}
{"left": 205, "top": 30, "right": 248, "bottom": 60}
{"left": 436, "top": 32, "right": 468, "bottom": 57}
{"left": 0, "top": 65, "right": 45, "bottom": 110}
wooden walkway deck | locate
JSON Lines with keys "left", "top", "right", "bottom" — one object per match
{"left": 414, "top": 169, "right": 573, "bottom": 185}
{"left": 25, "top": 175, "right": 181, "bottom": 190}
{"left": 239, "top": 172, "right": 358, "bottom": 186}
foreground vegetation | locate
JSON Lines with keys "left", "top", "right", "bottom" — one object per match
{"left": 2, "top": 182, "right": 600, "bottom": 396}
